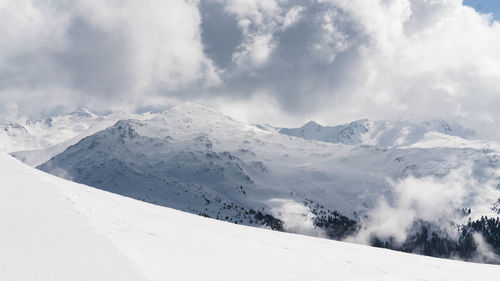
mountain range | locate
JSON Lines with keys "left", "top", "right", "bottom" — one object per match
{"left": 2, "top": 103, "right": 500, "bottom": 263}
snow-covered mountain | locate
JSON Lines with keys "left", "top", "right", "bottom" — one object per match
{"left": 30, "top": 103, "right": 500, "bottom": 262}
{"left": 2, "top": 108, "right": 154, "bottom": 166}
{"left": 0, "top": 107, "right": 99, "bottom": 152}
{"left": 3, "top": 153, "right": 500, "bottom": 280}
{"left": 278, "top": 119, "right": 476, "bottom": 147}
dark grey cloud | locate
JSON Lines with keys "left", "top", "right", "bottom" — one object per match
{"left": 198, "top": 0, "right": 370, "bottom": 114}
{"left": 200, "top": 0, "right": 243, "bottom": 69}
{"left": 54, "top": 17, "right": 133, "bottom": 98}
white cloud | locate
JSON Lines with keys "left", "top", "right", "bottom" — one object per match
{"left": 268, "top": 198, "right": 326, "bottom": 237}
{"left": 307, "top": 1, "right": 500, "bottom": 127}
{"left": 311, "top": 9, "right": 352, "bottom": 64}
{"left": 0, "top": 0, "right": 219, "bottom": 120}
{"left": 233, "top": 33, "right": 275, "bottom": 66}
{"left": 282, "top": 5, "right": 305, "bottom": 29}
{"left": 218, "top": 0, "right": 283, "bottom": 66}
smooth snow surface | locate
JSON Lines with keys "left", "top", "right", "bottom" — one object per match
{"left": 1, "top": 153, "right": 499, "bottom": 280}
{"left": 0, "top": 153, "right": 146, "bottom": 281}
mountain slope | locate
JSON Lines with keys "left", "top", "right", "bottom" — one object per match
{"left": 4, "top": 109, "right": 154, "bottom": 166}
{"left": 3, "top": 153, "right": 500, "bottom": 280}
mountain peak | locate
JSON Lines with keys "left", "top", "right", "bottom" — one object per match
{"left": 70, "top": 107, "right": 97, "bottom": 118}
{"left": 167, "top": 102, "right": 215, "bottom": 114}
{"left": 302, "top": 120, "right": 321, "bottom": 128}
{"left": 420, "top": 119, "right": 475, "bottom": 139}
{"left": 163, "top": 102, "right": 237, "bottom": 124}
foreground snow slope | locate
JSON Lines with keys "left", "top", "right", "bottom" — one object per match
{"left": 0, "top": 153, "right": 146, "bottom": 281}
{"left": 2, "top": 153, "right": 499, "bottom": 280}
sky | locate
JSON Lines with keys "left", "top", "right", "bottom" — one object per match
{"left": 464, "top": 0, "right": 500, "bottom": 20}
{"left": 1, "top": 0, "right": 500, "bottom": 135}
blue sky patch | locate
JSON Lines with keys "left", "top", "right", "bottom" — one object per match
{"left": 464, "top": 0, "right": 500, "bottom": 20}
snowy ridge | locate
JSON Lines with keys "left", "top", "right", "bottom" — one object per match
{"left": 278, "top": 119, "right": 476, "bottom": 147}
{"left": 0, "top": 107, "right": 100, "bottom": 152}
{"left": 4, "top": 109, "right": 154, "bottom": 166}
{"left": 2, "top": 153, "right": 500, "bottom": 280}
{"left": 279, "top": 119, "right": 371, "bottom": 145}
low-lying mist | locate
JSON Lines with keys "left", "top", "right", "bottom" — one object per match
{"left": 345, "top": 165, "right": 500, "bottom": 263}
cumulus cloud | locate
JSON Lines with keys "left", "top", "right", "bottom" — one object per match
{"left": 282, "top": 5, "right": 305, "bottom": 29}
{"left": 0, "top": 0, "right": 219, "bottom": 119}
{"left": 201, "top": 0, "right": 500, "bottom": 134}
{"left": 233, "top": 33, "right": 276, "bottom": 67}
{"left": 2, "top": 0, "right": 500, "bottom": 137}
